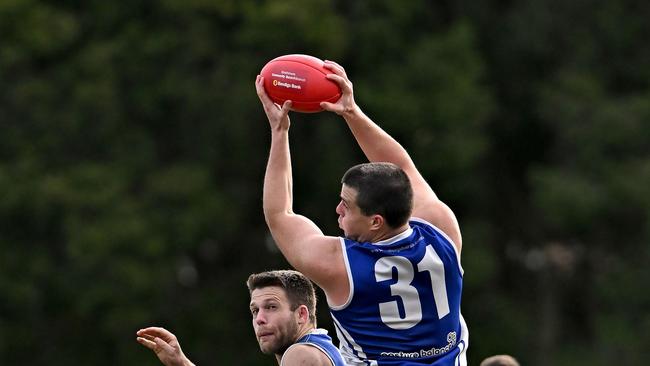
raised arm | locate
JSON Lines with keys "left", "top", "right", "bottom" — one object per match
{"left": 320, "top": 61, "right": 462, "bottom": 251}
{"left": 255, "top": 76, "right": 348, "bottom": 303}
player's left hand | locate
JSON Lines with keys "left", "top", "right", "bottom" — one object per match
{"left": 320, "top": 60, "right": 357, "bottom": 116}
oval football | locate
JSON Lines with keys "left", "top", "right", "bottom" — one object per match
{"left": 260, "top": 54, "right": 341, "bottom": 113}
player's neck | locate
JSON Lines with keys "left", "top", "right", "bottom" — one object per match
{"left": 371, "top": 223, "right": 410, "bottom": 243}
{"left": 294, "top": 324, "right": 316, "bottom": 341}
{"left": 275, "top": 326, "right": 316, "bottom": 364}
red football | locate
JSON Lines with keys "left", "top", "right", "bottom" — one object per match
{"left": 260, "top": 54, "right": 341, "bottom": 113}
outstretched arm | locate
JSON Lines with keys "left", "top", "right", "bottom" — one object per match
{"left": 320, "top": 61, "right": 462, "bottom": 251}
{"left": 136, "top": 327, "right": 195, "bottom": 366}
{"left": 255, "top": 76, "right": 348, "bottom": 304}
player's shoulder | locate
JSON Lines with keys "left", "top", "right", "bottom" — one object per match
{"left": 410, "top": 216, "right": 463, "bottom": 260}
{"left": 412, "top": 199, "right": 463, "bottom": 251}
{"left": 411, "top": 217, "right": 457, "bottom": 243}
{"left": 409, "top": 217, "right": 439, "bottom": 232}
{"left": 281, "top": 343, "right": 333, "bottom": 366}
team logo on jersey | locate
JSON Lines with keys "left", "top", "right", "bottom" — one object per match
{"left": 447, "top": 331, "right": 457, "bottom": 344}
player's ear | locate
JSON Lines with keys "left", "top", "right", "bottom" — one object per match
{"left": 296, "top": 305, "right": 310, "bottom": 325}
{"left": 369, "top": 214, "right": 384, "bottom": 231}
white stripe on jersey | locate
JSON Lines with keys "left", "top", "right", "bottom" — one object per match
{"left": 328, "top": 237, "right": 355, "bottom": 310}
{"left": 454, "top": 314, "right": 469, "bottom": 366}
{"left": 331, "top": 314, "right": 378, "bottom": 366}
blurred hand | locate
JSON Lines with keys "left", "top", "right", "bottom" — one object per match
{"left": 255, "top": 75, "right": 292, "bottom": 132}
{"left": 136, "top": 327, "right": 195, "bottom": 366}
{"left": 320, "top": 60, "right": 358, "bottom": 116}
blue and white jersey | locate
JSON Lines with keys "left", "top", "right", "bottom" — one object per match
{"left": 282, "top": 328, "right": 346, "bottom": 366}
{"left": 330, "top": 218, "right": 468, "bottom": 366}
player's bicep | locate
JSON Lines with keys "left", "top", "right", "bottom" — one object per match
{"left": 266, "top": 212, "right": 325, "bottom": 254}
{"left": 402, "top": 164, "right": 439, "bottom": 215}
{"left": 266, "top": 213, "right": 343, "bottom": 284}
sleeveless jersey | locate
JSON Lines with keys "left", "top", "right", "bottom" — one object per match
{"left": 281, "top": 328, "right": 346, "bottom": 366}
{"left": 329, "top": 218, "right": 468, "bottom": 366}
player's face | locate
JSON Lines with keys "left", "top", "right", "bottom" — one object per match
{"left": 250, "top": 286, "right": 300, "bottom": 356}
{"left": 336, "top": 184, "right": 373, "bottom": 242}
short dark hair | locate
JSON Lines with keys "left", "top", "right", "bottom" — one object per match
{"left": 246, "top": 270, "right": 317, "bottom": 325}
{"left": 341, "top": 162, "right": 413, "bottom": 228}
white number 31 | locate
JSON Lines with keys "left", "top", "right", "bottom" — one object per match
{"left": 374, "top": 246, "right": 450, "bottom": 330}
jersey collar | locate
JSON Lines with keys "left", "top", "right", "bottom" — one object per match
{"left": 372, "top": 226, "right": 413, "bottom": 246}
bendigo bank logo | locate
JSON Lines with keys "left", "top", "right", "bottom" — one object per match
{"left": 272, "top": 78, "right": 302, "bottom": 90}
{"left": 271, "top": 71, "right": 304, "bottom": 90}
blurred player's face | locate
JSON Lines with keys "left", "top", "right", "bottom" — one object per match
{"left": 250, "top": 286, "right": 300, "bottom": 356}
{"left": 336, "top": 185, "right": 373, "bottom": 242}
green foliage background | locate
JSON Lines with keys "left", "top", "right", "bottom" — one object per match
{"left": 1, "top": 0, "right": 649, "bottom": 365}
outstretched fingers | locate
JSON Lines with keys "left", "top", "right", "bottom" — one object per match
{"left": 320, "top": 64, "right": 355, "bottom": 115}
{"left": 277, "top": 100, "right": 292, "bottom": 129}
{"left": 136, "top": 335, "right": 158, "bottom": 350}
{"left": 323, "top": 60, "right": 347, "bottom": 78}
{"left": 255, "top": 75, "right": 273, "bottom": 104}
{"left": 138, "top": 327, "right": 171, "bottom": 338}
{"left": 281, "top": 99, "right": 292, "bottom": 113}
{"left": 256, "top": 75, "right": 291, "bottom": 115}
{"left": 325, "top": 73, "right": 352, "bottom": 94}
{"left": 137, "top": 334, "right": 175, "bottom": 354}
{"left": 319, "top": 101, "right": 337, "bottom": 111}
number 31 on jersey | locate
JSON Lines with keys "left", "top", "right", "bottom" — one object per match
{"left": 374, "top": 246, "right": 450, "bottom": 330}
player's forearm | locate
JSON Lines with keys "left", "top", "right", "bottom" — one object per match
{"left": 161, "top": 352, "right": 195, "bottom": 366}
{"left": 182, "top": 356, "right": 195, "bottom": 366}
{"left": 263, "top": 131, "right": 293, "bottom": 220}
{"left": 170, "top": 355, "right": 195, "bottom": 366}
{"left": 342, "top": 105, "right": 412, "bottom": 168}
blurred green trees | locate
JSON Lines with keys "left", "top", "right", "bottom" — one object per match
{"left": 1, "top": 0, "right": 648, "bottom": 365}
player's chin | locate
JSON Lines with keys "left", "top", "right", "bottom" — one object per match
{"left": 257, "top": 340, "right": 276, "bottom": 355}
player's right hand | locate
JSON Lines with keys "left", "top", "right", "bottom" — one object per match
{"left": 255, "top": 75, "right": 292, "bottom": 132}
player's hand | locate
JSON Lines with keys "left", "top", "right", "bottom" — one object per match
{"left": 320, "top": 60, "right": 357, "bottom": 116}
{"left": 255, "top": 75, "right": 292, "bottom": 132}
{"left": 136, "top": 327, "right": 194, "bottom": 366}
